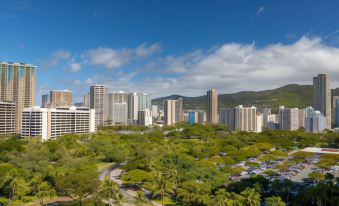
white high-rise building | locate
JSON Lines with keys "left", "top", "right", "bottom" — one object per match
{"left": 0, "top": 101, "right": 16, "bottom": 135}
{"left": 234, "top": 105, "right": 256, "bottom": 132}
{"left": 21, "top": 106, "right": 95, "bottom": 141}
{"left": 305, "top": 110, "right": 326, "bottom": 133}
{"left": 90, "top": 85, "right": 108, "bottom": 126}
{"left": 256, "top": 114, "right": 263, "bottom": 133}
{"left": 138, "top": 108, "right": 152, "bottom": 126}
{"left": 108, "top": 92, "right": 128, "bottom": 125}
{"left": 152, "top": 105, "right": 158, "bottom": 118}
{"left": 279, "top": 107, "right": 299, "bottom": 131}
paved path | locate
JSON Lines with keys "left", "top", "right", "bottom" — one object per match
{"left": 291, "top": 164, "right": 316, "bottom": 182}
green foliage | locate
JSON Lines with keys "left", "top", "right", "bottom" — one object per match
{"left": 265, "top": 196, "right": 286, "bottom": 206}
{"left": 0, "top": 125, "right": 337, "bottom": 205}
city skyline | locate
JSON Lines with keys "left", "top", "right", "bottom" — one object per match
{"left": 3, "top": 1, "right": 339, "bottom": 104}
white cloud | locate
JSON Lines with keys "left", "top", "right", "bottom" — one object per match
{"left": 82, "top": 43, "right": 161, "bottom": 69}
{"left": 82, "top": 47, "right": 131, "bottom": 69}
{"left": 251, "top": 5, "right": 265, "bottom": 20}
{"left": 52, "top": 50, "right": 71, "bottom": 61}
{"left": 92, "top": 36, "right": 339, "bottom": 97}
{"left": 67, "top": 62, "right": 81, "bottom": 72}
{"left": 135, "top": 43, "right": 161, "bottom": 57}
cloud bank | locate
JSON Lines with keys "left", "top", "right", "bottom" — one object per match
{"left": 48, "top": 37, "right": 339, "bottom": 99}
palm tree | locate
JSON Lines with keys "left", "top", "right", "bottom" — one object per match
{"left": 152, "top": 171, "right": 174, "bottom": 206}
{"left": 214, "top": 189, "right": 228, "bottom": 206}
{"left": 2, "top": 169, "right": 20, "bottom": 204}
{"left": 265, "top": 196, "right": 286, "bottom": 206}
{"left": 15, "top": 178, "right": 29, "bottom": 206}
{"left": 240, "top": 188, "right": 260, "bottom": 206}
{"left": 37, "top": 181, "right": 56, "bottom": 205}
{"left": 271, "top": 179, "right": 281, "bottom": 194}
{"left": 100, "top": 177, "right": 123, "bottom": 206}
{"left": 214, "top": 189, "right": 238, "bottom": 206}
{"left": 135, "top": 190, "right": 147, "bottom": 206}
{"left": 281, "top": 179, "right": 293, "bottom": 204}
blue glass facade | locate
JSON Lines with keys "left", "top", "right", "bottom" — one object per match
{"left": 189, "top": 112, "right": 195, "bottom": 125}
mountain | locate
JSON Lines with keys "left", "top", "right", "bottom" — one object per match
{"left": 152, "top": 84, "right": 339, "bottom": 110}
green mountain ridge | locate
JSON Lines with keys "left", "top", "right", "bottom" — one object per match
{"left": 152, "top": 84, "right": 339, "bottom": 110}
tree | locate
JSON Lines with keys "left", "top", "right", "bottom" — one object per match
{"left": 56, "top": 170, "right": 99, "bottom": 206}
{"left": 281, "top": 179, "right": 293, "bottom": 204}
{"left": 213, "top": 188, "right": 243, "bottom": 206}
{"left": 135, "top": 190, "right": 147, "bottom": 206}
{"left": 308, "top": 171, "right": 325, "bottom": 184}
{"left": 176, "top": 180, "right": 211, "bottom": 206}
{"left": 240, "top": 188, "right": 260, "bottom": 206}
{"left": 151, "top": 171, "right": 175, "bottom": 206}
{"left": 292, "top": 151, "right": 313, "bottom": 160}
{"left": 37, "top": 181, "right": 56, "bottom": 205}
{"left": 214, "top": 188, "right": 229, "bottom": 206}
{"left": 265, "top": 196, "right": 286, "bottom": 206}
{"left": 1, "top": 169, "right": 29, "bottom": 205}
{"left": 100, "top": 177, "right": 123, "bottom": 206}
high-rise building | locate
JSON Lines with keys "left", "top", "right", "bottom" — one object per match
{"left": 197, "top": 111, "right": 207, "bottom": 124}
{"left": 234, "top": 105, "right": 257, "bottom": 132}
{"left": 138, "top": 93, "right": 151, "bottom": 111}
{"left": 279, "top": 107, "right": 299, "bottom": 131}
{"left": 138, "top": 108, "right": 152, "bottom": 126}
{"left": 184, "top": 110, "right": 206, "bottom": 125}
{"left": 263, "top": 114, "right": 277, "bottom": 129}
{"left": 266, "top": 114, "right": 279, "bottom": 130}
{"left": 50, "top": 90, "right": 72, "bottom": 107}
{"left": 313, "top": 74, "right": 331, "bottom": 128}
{"left": 163, "top": 99, "right": 183, "bottom": 125}
{"left": 219, "top": 108, "right": 235, "bottom": 130}
{"left": 305, "top": 110, "right": 326, "bottom": 133}
{"left": 256, "top": 114, "right": 263, "bottom": 133}
{"left": 207, "top": 89, "right": 218, "bottom": 124}
{"left": 83, "top": 93, "right": 90, "bottom": 107}
{"left": 108, "top": 92, "right": 128, "bottom": 125}
{"left": 41, "top": 94, "right": 50, "bottom": 108}
{"left": 298, "top": 109, "right": 306, "bottom": 128}
{"left": 257, "top": 108, "right": 272, "bottom": 116}
{"left": 90, "top": 85, "right": 108, "bottom": 126}
{"left": 21, "top": 106, "right": 95, "bottom": 141}
{"left": 152, "top": 105, "right": 158, "bottom": 118}
{"left": 333, "top": 96, "right": 339, "bottom": 109}
{"left": 0, "top": 101, "right": 16, "bottom": 135}
{"left": 335, "top": 99, "right": 339, "bottom": 128}
{"left": 0, "top": 62, "right": 36, "bottom": 133}
{"left": 127, "top": 92, "right": 138, "bottom": 124}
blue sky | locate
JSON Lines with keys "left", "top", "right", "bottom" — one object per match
{"left": 2, "top": 0, "right": 339, "bottom": 104}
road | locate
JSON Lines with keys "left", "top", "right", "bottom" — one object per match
{"left": 98, "top": 162, "right": 162, "bottom": 206}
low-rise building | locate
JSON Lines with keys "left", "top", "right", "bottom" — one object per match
{"left": 21, "top": 106, "right": 95, "bottom": 141}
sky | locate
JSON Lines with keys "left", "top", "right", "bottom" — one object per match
{"left": 2, "top": 0, "right": 339, "bottom": 104}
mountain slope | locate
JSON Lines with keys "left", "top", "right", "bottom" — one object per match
{"left": 152, "top": 84, "right": 339, "bottom": 110}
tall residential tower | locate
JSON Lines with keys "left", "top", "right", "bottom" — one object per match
{"left": 313, "top": 74, "right": 331, "bottom": 128}
{"left": 90, "top": 85, "right": 108, "bottom": 127}
{"left": 207, "top": 89, "right": 218, "bottom": 124}
{"left": 0, "top": 62, "right": 36, "bottom": 132}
